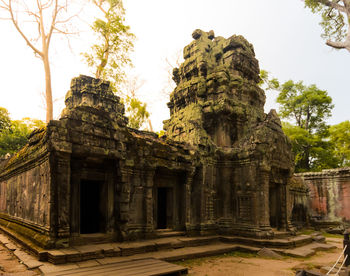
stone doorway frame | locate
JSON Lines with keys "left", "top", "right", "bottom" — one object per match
{"left": 153, "top": 168, "right": 186, "bottom": 231}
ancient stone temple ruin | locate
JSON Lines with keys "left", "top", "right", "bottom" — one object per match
{"left": 295, "top": 167, "right": 350, "bottom": 232}
{"left": 0, "top": 30, "right": 294, "bottom": 249}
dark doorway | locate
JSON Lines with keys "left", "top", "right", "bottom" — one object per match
{"left": 157, "top": 188, "right": 167, "bottom": 229}
{"left": 269, "top": 185, "right": 281, "bottom": 229}
{"left": 291, "top": 204, "right": 308, "bottom": 229}
{"left": 80, "top": 180, "right": 101, "bottom": 234}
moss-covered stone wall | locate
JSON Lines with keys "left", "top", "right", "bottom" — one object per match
{"left": 0, "top": 159, "right": 51, "bottom": 228}
{"left": 295, "top": 168, "right": 350, "bottom": 231}
{"left": 0, "top": 30, "right": 296, "bottom": 247}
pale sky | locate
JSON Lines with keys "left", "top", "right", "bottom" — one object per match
{"left": 0, "top": 0, "right": 349, "bottom": 131}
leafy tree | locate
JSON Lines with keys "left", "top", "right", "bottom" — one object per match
{"left": 259, "top": 70, "right": 279, "bottom": 89}
{"left": 329, "top": 120, "right": 350, "bottom": 166}
{"left": 120, "top": 76, "right": 151, "bottom": 130}
{"left": 304, "top": 0, "right": 350, "bottom": 52}
{"left": 276, "top": 80, "right": 333, "bottom": 133}
{"left": 0, "top": 117, "right": 45, "bottom": 156}
{"left": 281, "top": 122, "right": 338, "bottom": 171}
{"left": 83, "top": 0, "right": 134, "bottom": 90}
{"left": 124, "top": 96, "right": 150, "bottom": 129}
{"left": 0, "top": 0, "right": 77, "bottom": 122}
{"left": 0, "top": 107, "right": 11, "bottom": 132}
{"left": 83, "top": 1, "right": 150, "bottom": 130}
{"left": 273, "top": 79, "right": 334, "bottom": 171}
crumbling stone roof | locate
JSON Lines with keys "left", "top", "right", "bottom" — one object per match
{"left": 164, "top": 29, "right": 293, "bottom": 172}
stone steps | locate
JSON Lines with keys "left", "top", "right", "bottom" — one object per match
{"left": 153, "top": 230, "right": 186, "bottom": 239}
{"left": 38, "top": 243, "right": 260, "bottom": 275}
{"left": 0, "top": 231, "right": 339, "bottom": 275}
{"left": 22, "top": 234, "right": 330, "bottom": 265}
{"left": 39, "top": 242, "right": 337, "bottom": 275}
{"left": 221, "top": 234, "right": 313, "bottom": 249}
{"left": 0, "top": 225, "right": 334, "bottom": 266}
{"left": 45, "top": 236, "right": 221, "bottom": 264}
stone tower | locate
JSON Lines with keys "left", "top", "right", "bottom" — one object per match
{"left": 164, "top": 29, "right": 294, "bottom": 237}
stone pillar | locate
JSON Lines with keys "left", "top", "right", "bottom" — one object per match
{"left": 258, "top": 165, "right": 271, "bottom": 231}
{"left": 144, "top": 169, "right": 155, "bottom": 234}
{"left": 185, "top": 168, "right": 195, "bottom": 232}
{"left": 200, "top": 164, "right": 216, "bottom": 234}
{"left": 52, "top": 151, "right": 71, "bottom": 246}
{"left": 105, "top": 169, "right": 115, "bottom": 234}
{"left": 279, "top": 184, "right": 287, "bottom": 230}
{"left": 284, "top": 177, "right": 295, "bottom": 232}
{"left": 117, "top": 165, "right": 132, "bottom": 240}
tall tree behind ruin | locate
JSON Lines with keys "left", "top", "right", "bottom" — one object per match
{"left": 304, "top": 0, "right": 350, "bottom": 52}
{"left": 84, "top": 0, "right": 152, "bottom": 130}
{"left": 260, "top": 71, "right": 336, "bottom": 171}
{"left": 83, "top": 0, "right": 134, "bottom": 92}
{"left": 329, "top": 120, "right": 350, "bottom": 167}
{"left": 276, "top": 80, "right": 334, "bottom": 171}
{"left": 0, "top": 0, "right": 77, "bottom": 122}
{"left": 120, "top": 76, "right": 150, "bottom": 130}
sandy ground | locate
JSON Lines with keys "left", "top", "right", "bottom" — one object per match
{"left": 183, "top": 237, "right": 343, "bottom": 276}
{"left": 0, "top": 242, "right": 38, "bottom": 276}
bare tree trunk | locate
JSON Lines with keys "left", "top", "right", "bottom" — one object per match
{"left": 96, "top": 43, "right": 109, "bottom": 79}
{"left": 300, "top": 148, "right": 310, "bottom": 171}
{"left": 148, "top": 119, "right": 153, "bottom": 132}
{"left": 0, "top": 0, "right": 73, "bottom": 123}
{"left": 43, "top": 54, "right": 53, "bottom": 122}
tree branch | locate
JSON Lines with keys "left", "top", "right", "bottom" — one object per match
{"left": 326, "top": 38, "right": 350, "bottom": 50}
{"left": 8, "top": 0, "right": 43, "bottom": 57}
{"left": 93, "top": 0, "right": 107, "bottom": 15}
{"left": 53, "top": 26, "right": 78, "bottom": 35}
{"left": 46, "top": 0, "right": 58, "bottom": 47}
{"left": 317, "top": 0, "right": 347, "bottom": 13}
{"left": 326, "top": 17, "right": 350, "bottom": 51}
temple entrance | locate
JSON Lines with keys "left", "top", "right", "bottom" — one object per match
{"left": 154, "top": 168, "right": 185, "bottom": 231}
{"left": 291, "top": 204, "right": 308, "bottom": 229}
{"left": 157, "top": 187, "right": 173, "bottom": 229}
{"left": 269, "top": 184, "right": 281, "bottom": 229}
{"left": 80, "top": 180, "right": 102, "bottom": 234}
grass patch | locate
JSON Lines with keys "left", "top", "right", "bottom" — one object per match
{"left": 322, "top": 232, "right": 343, "bottom": 239}
{"left": 299, "top": 229, "right": 316, "bottom": 235}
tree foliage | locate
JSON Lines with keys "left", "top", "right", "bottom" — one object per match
{"left": 276, "top": 80, "right": 333, "bottom": 133}
{"left": 266, "top": 77, "right": 335, "bottom": 171}
{"left": 120, "top": 76, "right": 151, "bottom": 130}
{"left": 83, "top": 0, "right": 134, "bottom": 90}
{"left": 259, "top": 69, "right": 279, "bottom": 89}
{"left": 304, "top": 0, "right": 350, "bottom": 52}
{"left": 83, "top": 1, "right": 150, "bottom": 130}
{"left": 124, "top": 96, "right": 150, "bottom": 129}
{"left": 0, "top": 107, "right": 11, "bottom": 132}
{"left": 282, "top": 122, "right": 338, "bottom": 171}
{"left": 0, "top": 116, "right": 45, "bottom": 156}
{"left": 329, "top": 120, "right": 350, "bottom": 166}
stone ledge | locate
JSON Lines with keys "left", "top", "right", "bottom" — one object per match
{"left": 0, "top": 215, "right": 53, "bottom": 250}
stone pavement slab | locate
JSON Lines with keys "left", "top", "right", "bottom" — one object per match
{"left": 43, "top": 257, "right": 188, "bottom": 276}
{"left": 39, "top": 262, "right": 80, "bottom": 274}
{"left": 282, "top": 242, "right": 336, "bottom": 258}
{"left": 6, "top": 241, "right": 18, "bottom": 251}
{"left": 76, "top": 259, "right": 100, "bottom": 268}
